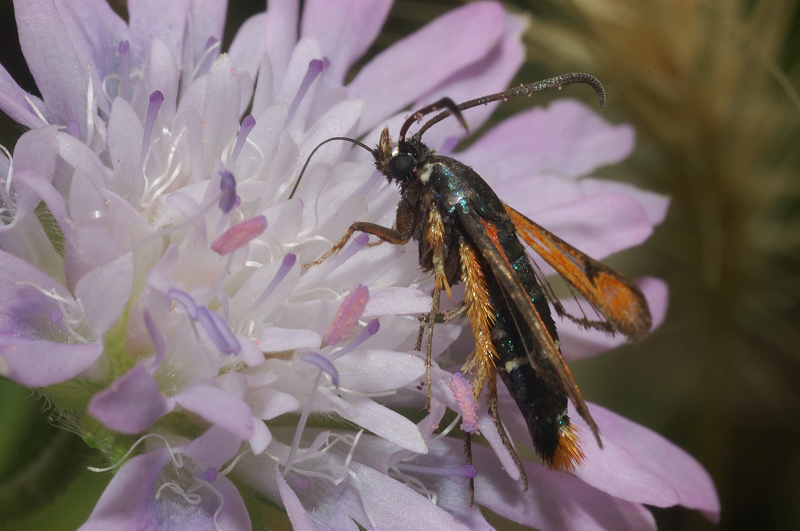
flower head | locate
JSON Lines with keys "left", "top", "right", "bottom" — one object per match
{"left": 0, "top": 1, "right": 718, "bottom": 529}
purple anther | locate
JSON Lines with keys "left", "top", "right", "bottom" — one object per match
{"left": 203, "top": 467, "right": 218, "bottom": 482}
{"left": 291, "top": 474, "right": 310, "bottom": 491}
{"left": 242, "top": 254, "right": 296, "bottom": 318}
{"left": 284, "top": 59, "right": 325, "bottom": 128}
{"left": 218, "top": 170, "right": 237, "bottom": 213}
{"left": 331, "top": 232, "right": 369, "bottom": 270}
{"left": 329, "top": 318, "right": 379, "bottom": 362}
{"left": 302, "top": 352, "right": 339, "bottom": 388}
{"left": 141, "top": 90, "right": 164, "bottom": 167}
{"left": 359, "top": 169, "right": 383, "bottom": 197}
{"left": 118, "top": 41, "right": 130, "bottom": 100}
{"left": 143, "top": 309, "right": 167, "bottom": 369}
{"left": 49, "top": 308, "right": 63, "bottom": 323}
{"left": 197, "top": 36, "right": 219, "bottom": 77}
{"left": 210, "top": 215, "right": 267, "bottom": 255}
{"left": 197, "top": 307, "right": 241, "bottom": 355}
{"left": 167, "top": 288, "right": 199, "bottom": 319}
{"left": 324, "top": 284, "right": 369, "bottom": 345}
{"left": 449, "top": 373, "right": 478, "bottom": 433}
{"left": 66, "top": 119, "right": 80, "bottom": 139}
{"left": 229, "top": 115, "right": 255, "bottom": 168}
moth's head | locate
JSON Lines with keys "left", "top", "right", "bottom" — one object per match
{"left": 373, "top": 127, "right": 429, "bottom": 186}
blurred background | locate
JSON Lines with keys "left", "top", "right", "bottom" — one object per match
{"left": 1, "top": 1, "right": 799, "bottom": 530}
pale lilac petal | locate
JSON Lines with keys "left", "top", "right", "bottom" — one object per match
{"left": 88, "top": 364, "right": 169, "bottom": 433}
{"left": 201, "top": 54, "right": 242, "bottom": 162}
{"left": 0, "top": 63, "right": 45, "bottom": 128}
{"left": 530, "top": 194, "right": 653, "bottom": 263}
{"left": 14, "top": 0, "right": 89, "bottom": 134}
{"left": 348, "top": 463, "right": 474, "bottom": 531}
{"left": 182, "top": 424, "right": 243, "bottom": 469}
{"left": 570, "top": 403, "right": 720, "bottom": 518}
{"left": 265, "top": 0, "right": 299, "bottom": 82}
{"left": 248, "top": 387, "right": 301, "bottom": 420}
{"left": 362, "top": 287, "right": 432, "bottom": 316}
{"left": 301, "top": 0, "right": 392, "bottom": 86}
{"left": 0, "top": 339, "right": 103, "bottom": 387}
{"left": 212, "top": 475, "right": 252, "bottom": 531}
{"left": 473, "top": 444, "right": 656, "bottom": 531}
{"left": 141, "top": 37, "right": 180, "bottom": 122}
{"left": 175, "top": 382, "right": 254, "bottom": 440}
{"left": 259, "top": 327, "right": 321, "bottom": 352}
{"left": 74, "top": 252, "right": 133, "bottom": 335}
{"left": 56, "top": 0, "right": 129, "bottom": 115}
{"left": 143, "top": 309, "right": 167, "bottom": 368}
{"left": 409, "top": 12, "right": 527, "bottom": 149}
{"left": 249, "top": 420, "right": 272, "bottom": 454}
{"left": 560, "top": 277, "right": 669, "bottom": 361}
{"left": 3, "top": 127, "right": 59, "bottom": 229}
{"left": 463, "top": 99, "right": 635, "bottom": 180}
{"left": 349, "top": 1, "right": 505, "bottom": 134}
{"left": 78, "top": 450, "right": 170, "bottom": 531}
{"left": 477, "top": 405, "right": 521, "bottom": 481}
{"left": 0, "top": 214, "right": 65, "bottom": 281}
{"left": 333, "top": 395, "right": 427, "bottom": 453}
{"left": 107, "top": 98, "right": 145, "bottom": 201}
{"left": 57, "top": 131, "right": 112, "bottom": 192}
{"left": 187, "top": 0, "right": 229, "bottom": 69}
{"left": 578, "top": 178, "right": 670, "bottom": 226}
{"left": 335, "top": 350, "right": 425, "bottom": 393}
{"left": 228, "top": 13, "right": 268, "bottom": 80}
{"left": 276, "top": 471, "right": 323, "bottom": 531}
{"left": 237, "top": 335, "right": 265, "bottom": 366}
{"left": 127, "top": 0, "right": 190, "bottom": 67}
{"left": 12, "top": 167, "right": 76, "bottom": 251}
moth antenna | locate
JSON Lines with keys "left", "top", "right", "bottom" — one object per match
{"left": 288, "top": 136, "right": 375, "bottom": 199}
{"left": 416, "top": 73, "right": 606, "bottom": 139}
{"left": 399, "top": 97, "right": 469, "bottom": 142}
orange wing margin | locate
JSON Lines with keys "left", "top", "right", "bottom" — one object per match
{"left": 504, "top": 204, "right": 651, "bottom": 341}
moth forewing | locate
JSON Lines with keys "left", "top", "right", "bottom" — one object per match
{"left": 504, "top": 204, "right": 652, "bottom": 341}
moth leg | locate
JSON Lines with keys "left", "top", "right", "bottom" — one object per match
{"left": 465, "top": 431, "right": 474, "bottom": 506}
{"left": 487, "top": 378, "right": 528, "bottom": 491}
{"left": 443, "top": 300, "right": 468, "bottom": 322}
{"left": 302, "top": 221, "right": 411, "bottom": 268}
{"left": 423, "top": 287, "right": 441, "bottom": 410}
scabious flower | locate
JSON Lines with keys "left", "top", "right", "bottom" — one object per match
{"left": 0, "top": 1, "right": 719, "bottom": 530}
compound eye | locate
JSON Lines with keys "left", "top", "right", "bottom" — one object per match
{"left": 388, "top": 154, "right": 415, "bottom": 181}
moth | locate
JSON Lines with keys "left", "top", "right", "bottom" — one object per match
{"left": 291, "top": 73, "right": 651, "bottom": 491}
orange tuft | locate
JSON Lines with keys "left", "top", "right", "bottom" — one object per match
{"left": 551, "top": 424, "right": 586, "bottom": 472}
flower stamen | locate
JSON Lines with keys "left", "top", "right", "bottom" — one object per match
{"left": 229, "top": 115, "right": 255, "bottom": 169}
{"left": 284, "top": 59, "right": 325, "bottom": 128}
{"left": 141, "top": 90, "right": 164, "bottom": 170}
{"left": 324, "top": 284, "right": 369, "bottom": 345}
{"left": 329, "top": 319, "right": 379, "bottom": 362}
{"left": 234, "top": 253, "right": 296, "bottom": 330}
{"left": 118, "top": 41, "right": 130, "bottom": 100}
{"left": 191, "top": 36, "right": 221, "bottom": 81}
